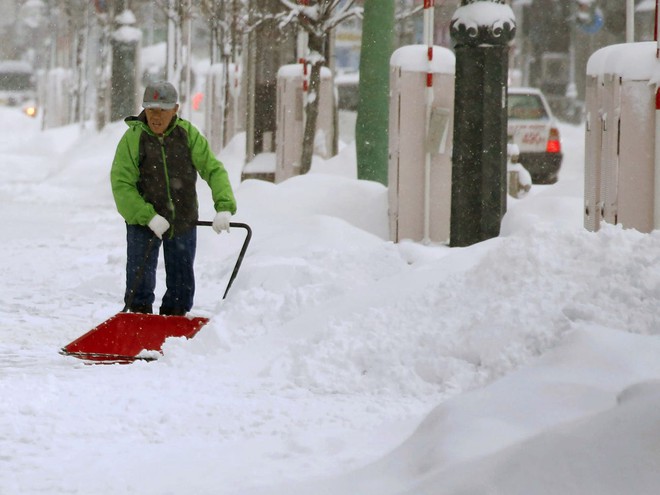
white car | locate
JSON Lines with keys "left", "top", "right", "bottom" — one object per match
{"left": 0, "top": 60, "right": 35, "bottom": 107}
{"left": 507, "top": 87, "right": 563, "bottom": 184}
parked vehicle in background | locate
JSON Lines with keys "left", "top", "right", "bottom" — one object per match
{"left": 335, "top": 71, "right": 359, "bottom": 111}
{"left": 0, "top": 61, "right": 36, "bottom": 107}
{"left": 22, "top": 100, "right": 38, "bottom": 118}
{"left": 507, "top": 87, "right": 563, "bottom": 184}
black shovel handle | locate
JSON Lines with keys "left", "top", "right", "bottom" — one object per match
{"left": 197, "top": 221, "right": 252, "bottom": 300}
{"left": 123, "top": 221, "right": 252, "bottom": 312}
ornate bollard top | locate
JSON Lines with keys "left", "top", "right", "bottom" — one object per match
{"left": 450, "top": 0, "right": 516, "bottom": 47}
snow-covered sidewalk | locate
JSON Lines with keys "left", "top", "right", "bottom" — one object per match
{"left": 3, "top": 107, "right": 660, "bottom": 494}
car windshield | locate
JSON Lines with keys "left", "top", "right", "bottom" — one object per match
{"left": 0, "top": 72, "right": 32, "bottom": 91}
{"left": 508, "top": 93, "right": 549, "bottom": 120}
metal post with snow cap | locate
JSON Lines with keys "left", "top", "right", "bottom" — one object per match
{"left": 449, "top": 0, "right": 516, "bottom": 247}
{"left": 584, "top": 42, "right": 659, "bottom": 233}
{"left": 388, "top": 42, "right": 455, "bottom": 245}
{"left": 273, "top": 63, "right": 334, "bottom": 183}
{"left": 110, "top": 8, "right": 141, "bottom": 121}
{"left": 205, "top": 62, "right": 243, "bottom": 155}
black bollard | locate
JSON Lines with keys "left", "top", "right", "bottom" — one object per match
{"left": 449, "top": 0, "right": 516, "bottom": 247}
{"left": 110, "top": 10, "right": 140, "bottom": 122}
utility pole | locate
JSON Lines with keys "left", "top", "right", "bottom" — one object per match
{"left": 356, "top": 0, "right": 394, "bottom": 185}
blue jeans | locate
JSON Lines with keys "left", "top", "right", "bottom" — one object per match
{"left": 124, "top": 224, "right": 197, "bottom": 314}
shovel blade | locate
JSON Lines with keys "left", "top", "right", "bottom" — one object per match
{"left": 61, "top": 313, "right": 209, "bottom": 363}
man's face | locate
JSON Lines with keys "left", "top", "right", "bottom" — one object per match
{"left": 145, "top": 105, "right": 179, "bottom": 135}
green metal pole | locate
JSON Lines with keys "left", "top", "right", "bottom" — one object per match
{"left": 356, "top": 0, "right": 394, "bottom": 185}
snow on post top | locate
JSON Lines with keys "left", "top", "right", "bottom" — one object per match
{"left": 277, "top": 64, "right": 332, "bottom": 79}
{"left": 390, "top": 45, "right": 456, "bottom": 74}
{"left": 112, "top": 9, "right": 141, "bottom": 43}
{"left": 115, "top": 9, "right": 136, "bottom": 26}
{"left": 586, "top": 42, "right": 660, "bottom": 85}
{"left": 450, "top": 0, "right": 516, "bottom": 47}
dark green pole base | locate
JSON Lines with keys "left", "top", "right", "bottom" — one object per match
{"left": 450, "top": 44, "right": 509, "bottom": 247}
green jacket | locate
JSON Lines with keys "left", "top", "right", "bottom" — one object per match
{"left": 110, "top": 112, "right": 236, "bottom": 235}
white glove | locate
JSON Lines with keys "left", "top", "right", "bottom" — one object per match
{"left": 148, "top": 214, "right": 170, "bottom": 239}
{"left": 212, "top": 211, "right": 231, "bottom": 233}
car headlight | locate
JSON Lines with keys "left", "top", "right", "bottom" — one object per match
{"left": 23, "top": 105, "right": 37, "bottom": 117}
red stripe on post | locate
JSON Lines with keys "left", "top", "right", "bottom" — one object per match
{"left": 427, "top": 73, "right": 433, "bottom": 87}
{"left": 656, "top": 88, "right": 660, "bottom": 110}
{"left": 428, "top": 46, "right": 433, "bottom": 61}
{"left": 424, "top": 0, "right": 434, "bottom": 8}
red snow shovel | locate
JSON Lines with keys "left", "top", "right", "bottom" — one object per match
{"left": 60, "top": 221, "right": 252, "bottom": 364}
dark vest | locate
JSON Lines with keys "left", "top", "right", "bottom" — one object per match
{"left": 137, "top": 124, "right": 199, "bottom": 234}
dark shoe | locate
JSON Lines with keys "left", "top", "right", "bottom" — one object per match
{"left": 125, "top": 304, "right": 153, "bottom": 314}
{"left": 159, "top": 306, "right": 186, "bottom": 316}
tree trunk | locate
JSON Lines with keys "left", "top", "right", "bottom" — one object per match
{"left": 299, "top": 33, "right": 325, "bottom": 175}
{"left": 300, "top": 59, "right": 323, "bottom": 175}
